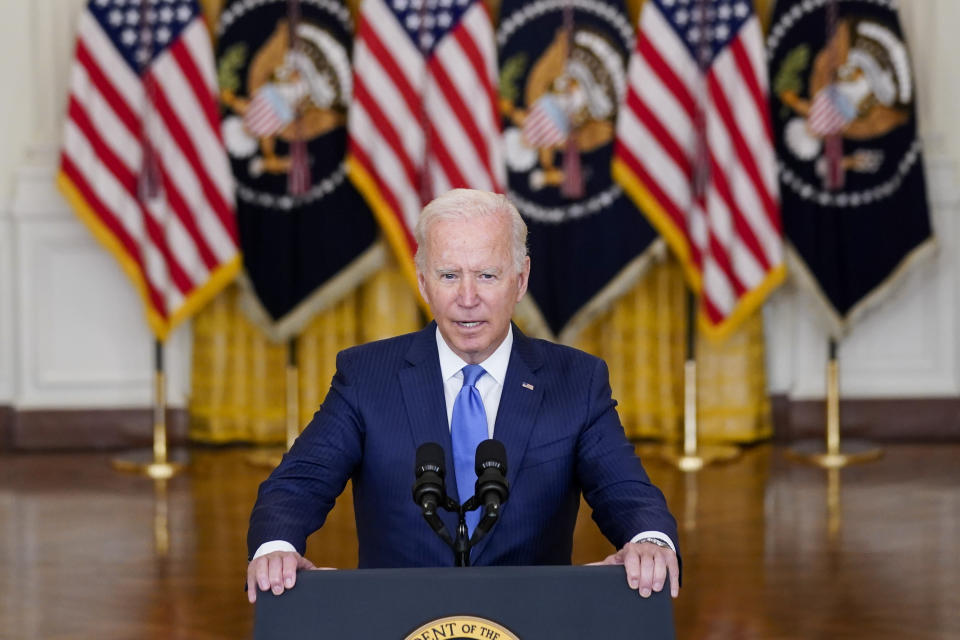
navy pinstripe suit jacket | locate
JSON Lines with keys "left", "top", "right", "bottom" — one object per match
{"left": 247, "top": 322, "right": 678, "bottom": 568}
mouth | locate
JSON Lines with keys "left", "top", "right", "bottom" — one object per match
{"left": 454, "top": 321, "right": 484, "bottom": 329}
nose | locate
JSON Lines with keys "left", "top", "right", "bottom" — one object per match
{"left": 457, "top": 278, "right": 479, "bottom": 307}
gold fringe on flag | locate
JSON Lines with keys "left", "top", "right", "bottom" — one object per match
{"left": 189, "top": 261, "right": 421, "bottom": 444}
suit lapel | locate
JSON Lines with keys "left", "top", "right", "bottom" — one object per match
{"left": 471, "top": 325, "right": 544, "bottom": 563}
{"left": 399, "top": 323, "right": 461, "bottom": 536}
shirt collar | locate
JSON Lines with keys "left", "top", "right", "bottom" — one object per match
{"left": 436, "top": 324, "right": 513, "bottom": 386}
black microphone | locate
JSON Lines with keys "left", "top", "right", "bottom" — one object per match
{"left": 474, "top": 439, "right": 509, "bottom": 522}
{"left": 413, "top": 442, "right": 446, "bottom": 514}
{"left": 413, "top": 442, "right": 454, "bottom": 548}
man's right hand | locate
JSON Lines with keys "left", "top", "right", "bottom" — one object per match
{"left": 246, "top": 550, "right": 316, "bottom": 603}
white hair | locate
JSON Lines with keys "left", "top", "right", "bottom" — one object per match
{"left": 413, "top": 189, "right": 528, "bottom": 274}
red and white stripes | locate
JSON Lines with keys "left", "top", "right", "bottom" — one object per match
{"left": 59, "top": 7, "right": 238, "bottom": 338}
{"left": 347, "top": 0, "right": 503, "bottom": 265}
{"left": 614, "top": 3, "right": 783, "bottom": 336}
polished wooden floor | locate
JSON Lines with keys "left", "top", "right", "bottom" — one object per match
{"left": 1, "top": 443, "right": 957, "bottom": 639}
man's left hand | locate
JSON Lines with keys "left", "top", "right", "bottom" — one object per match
{"left": 592, "top": 541, "right": 680, "bottom": 599}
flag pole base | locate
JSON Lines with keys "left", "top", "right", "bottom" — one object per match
{"left": 658, "top": 443, "right": 741, "bottom": 472}
{"left": 785, "top": 345, "right": 883, "bottom": 469}
{"left": 784, "top": 439, "right": 883, "bottom": 469}
{"left": 111, "top": 449, "right": 189, "bottom": 479}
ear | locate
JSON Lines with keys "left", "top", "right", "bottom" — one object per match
{"left": 515, "top": 256, "right": 530, "bottom": 302}
{"left": 417, "top": 270, "right": 431, "bottom": 306}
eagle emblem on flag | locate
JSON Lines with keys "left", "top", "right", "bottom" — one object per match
{"left": 774, "top": 15, "right": 913, "bottom": 190}
{"left": 768, "top": 0, "right": 933, "bottom": 331}
{"left": 501, "top": 10, "right": 625, "bottom": 194}
{"left": 215, "top": 0, "right": 381, "bottom": 341}
{"left": 218, "top": 6, "right": 351, "bottom": 185}
{"left": 498, "top": 0, "right": 659, "bottom": 342}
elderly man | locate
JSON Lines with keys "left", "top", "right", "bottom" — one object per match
{"left": 246, "top": 189, "right": 679, "bottom": 602}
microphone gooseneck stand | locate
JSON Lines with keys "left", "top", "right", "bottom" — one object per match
{"left": 451, "top": 494, "right": 502, "bottom": 567}
{"left": 413, "top": 440, "right": 509, "bottom": 567}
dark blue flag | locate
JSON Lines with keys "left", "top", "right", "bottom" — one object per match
{"left": 767, "top": 0, "right": 933, "bottom": 333}
{"left": 497, "top": 0, "right": 659, "bottom": 342}
{"left": 216, "top": 0, "right": 382, "bottom": 341}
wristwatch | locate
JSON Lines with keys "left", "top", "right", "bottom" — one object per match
{"left": 637, "top": 537, "right": 671, "bottom": 549}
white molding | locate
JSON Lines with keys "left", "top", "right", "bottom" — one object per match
{"left": 10, "top": 163, "right": 69, "bottom": 221}
{"left": 0, "top": 206, "right": 15, "bottom": 403}
{"left": 0, "top": 1, "right": 34, "bottom": 205}
{"left": 16, "top": 218, "right": 148, "bottom": 407}
{"left": 29, "top": 0, "right": 87, "bottom": 151}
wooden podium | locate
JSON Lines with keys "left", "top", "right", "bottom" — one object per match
{"left": 255, "top": 565, "right": 675, "bottom": 639}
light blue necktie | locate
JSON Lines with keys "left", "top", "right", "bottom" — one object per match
{"left": 451, "top": 364, "right": 488, "bottom": 537}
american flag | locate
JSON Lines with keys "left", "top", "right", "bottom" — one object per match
{"left": 346, "top": 0, "right": 504, "bottom": 287}
{"left": 58, "top": 0, "right": 240, "bottom": 341}
{"left": 522, "top": 95, "right": 569, "bottom": 149}
{"left": 807, "top": 85, "right": 854, "bottom": 136}
{"left": 243, "top": 85, "right": 294, "bottom": 138}
{"left": 613, "top": 0, "right": 784, "bottom": 339}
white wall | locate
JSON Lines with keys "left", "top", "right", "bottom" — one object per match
{"left": 0, "top": 204, "right": 14, "bottom": 404}
{"left": 0, "top": 1, "right": 958, "bottom": 412}
{"left": 0, "top": 0, "right": 34, "bottom": 405}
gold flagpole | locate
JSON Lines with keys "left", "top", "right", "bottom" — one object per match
{"left": 660, "top": 291, "right": 740, "bottom": 471}
{"left": 112, "top": 340, "right": 187, "bottom": 478}
{"left": 112, "top": 2, "right": 186, "bottom": 478}
{"left": 248, "top": 337, "right": 299, "bottom": 468}
{"left": 785, "top": 338, "right": 883, "bottom": 468}
{"left": 284, "top": 338, "right": 300, "bottom": 450}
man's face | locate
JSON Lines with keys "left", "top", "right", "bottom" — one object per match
{"left": 417, "top": 213, "right": 530, "bottom": 364}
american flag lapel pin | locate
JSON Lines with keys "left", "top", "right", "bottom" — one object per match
{"left": 521, "top": 382, "right": 534, "bottom": 390}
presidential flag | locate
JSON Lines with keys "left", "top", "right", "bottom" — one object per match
{"left": 767, "top": 0, "right": 932, "bottom": 333}
{"left": 216, "top": 0, "right": 382, "bottom": 341}
{"left": 613, "top": 0, "right": 785, "bottom": 341}
{"left": 58, "top": 0, "right": 240, "bottom": 341}
{"left": 346, "top": 0, "right": 504, "bottom": 292}
{"left": 498, "top": 0, "right": 660, "bottom": 342}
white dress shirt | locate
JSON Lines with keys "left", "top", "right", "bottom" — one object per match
{"left": 436, "top": 323, "right": 513, "bottom": 439}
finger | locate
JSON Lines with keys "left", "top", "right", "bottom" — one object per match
{"left": 255, "top": 557, "right": 271, "bottom": 594}
{"left": 246, "top": 566, "right": 258, "bottom": 604}
{"left": 268, "top": 555, "right": 285, "bottom": 595}
{"left": 651, "top": 550, "right": 667, "bottom": 593}
{"left": 298, "top": 555, "right": 317, "bottom": 570}
{"left": 623, "top": 545, "right": 642, "bottom": 591}
{"left": 586, "top": 553, "right": 618, "bottom": 566}
{"left": 638, "top": 548, "right": 655, "bottom": 598}
{"left": 668, "top": 553, "right": 680, "bottom": 598}
{"left": 282, "top": 554, "right": 298, "bottom": 590}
